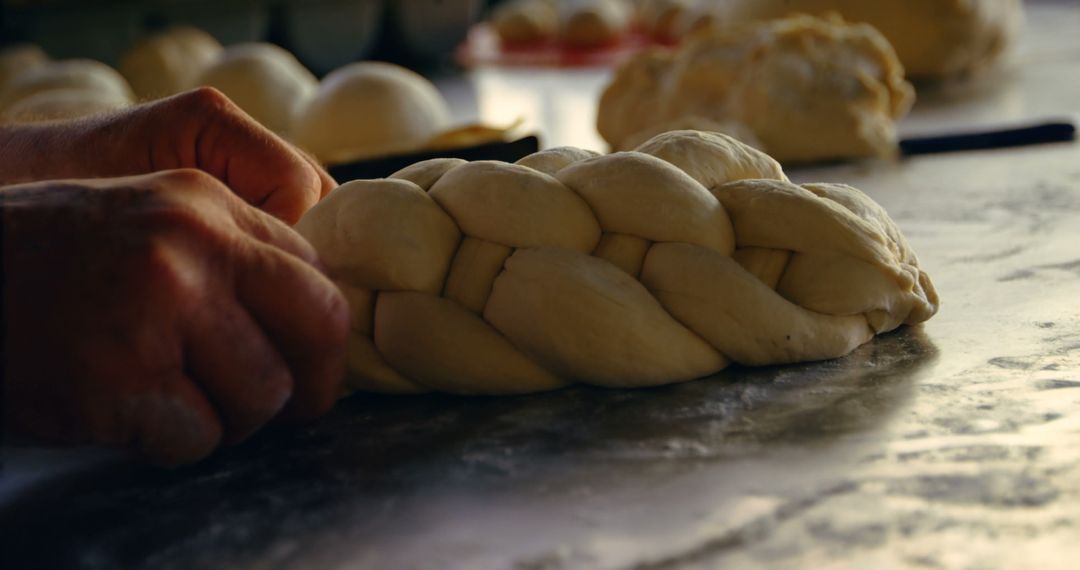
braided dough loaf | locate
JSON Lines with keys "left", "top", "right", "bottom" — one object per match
{"left": 598, "top": 14, "right": 914, "bottom": 163}
{"left": 297, "top": 130, "right": 938, "bottom": 395}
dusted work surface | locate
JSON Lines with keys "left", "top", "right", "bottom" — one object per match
{"left": 3, "top": 3, "right": 1080, "bottom": 569}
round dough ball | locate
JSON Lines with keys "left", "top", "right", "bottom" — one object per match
{"left": 0, "top": 59, "right": 133, "bottom": 117}
{"left": 120, "top": 26, "right": 223, "bottom": 100}
{"left": 597, "top": 14, "right": 914, "bottom": 163}
{"left": 635, "top": 0, "right": 696, "bottom": 42}
{"left": 292, "top": 61, "right": 452, "bottom": 164}
{"left": 193, "top": 43, "right": 317, "bottom": 136}
{"left": 560, "top": 0, "right": 632, "bottom": 49}
{"left": 726, "top": 0, "right": 1023, "bottom": 79}
{"left": 1, "top": 88, "right": 129, "bottom": 124}
{"left": 0, "top": 44, "right": 48, "bottom": 89}
{"left": 491, "top": 0, "right": 559, "bottom": 45}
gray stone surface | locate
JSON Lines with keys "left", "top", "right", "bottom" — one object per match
{"left": 3, "top": 2, "right": 1080, "bottom": 568}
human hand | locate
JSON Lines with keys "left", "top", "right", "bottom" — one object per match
{"left": 1, "top": 169, "right": 349, "bottom": 466}
{"left": 0, "top": 87, "right": 335, "bottom": 224}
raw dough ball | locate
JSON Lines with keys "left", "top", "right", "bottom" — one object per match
{"left": 193, "top": 43, "right": 317, "bottom": 136}
{"left": 596, "top": 47, "right": 673, "bottom": 148}
{"left": 491, "top": 0, "right": 559, "bottom": 44}
{"left": 0, "top": 44, "right": 48, "bottom": 89}
{"left": 0, "top": 59, "right": 133, "bottom": 119}
{"left": 296, "top": 130, "right": 939, "bottom": 395}
{"left": 120, "top": 26, "right": 223, "bottom": 100}
{"left": 726, "top": 0, "right": 1023, "bottom": 79}
{"left": 291, "top": 61, "right": 452, "bottom": 164}
{"left": 597, "top": 14, "right": 914, "bottom": 163}
{"left": 1, "top": 88, "right": 129, "bottom": 124}
{"left": 635, "top": 0, "right": 696, "bottom": 42}
{"left": 560, "top": 0, "right": 632, "bottom": 48}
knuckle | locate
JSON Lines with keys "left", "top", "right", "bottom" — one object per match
{"left": 324, "top": 284, "right": 352, "bottom": 344}
{"left": 180, "top": 85, "right": 234, "bottom": 113}
{"left": 139, "top": 393, "right": 223, "bottom": 467}
{"left": 141, "top": 238, "right": 199, "bottom": 296}
{"left": 154, "top": 167, "right": 223, "bottom": 192}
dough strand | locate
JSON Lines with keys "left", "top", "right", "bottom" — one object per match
{"left": 297, "top": 130, "right": 939, "bottom": 395}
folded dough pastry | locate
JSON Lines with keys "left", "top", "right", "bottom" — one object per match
{"left": 597, "top": 14, "right": 914, "bottom": 163}
{"left": 723, "top": 0, "right": 1023, "bottom": 80}
{"left": 296, "top": 130, "right": 939, "bottom": 395}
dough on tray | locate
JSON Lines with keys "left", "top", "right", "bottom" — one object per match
{"left": 1, "top": 88, "right": 130, "bottom": 123}
{"left": 635, "top": 0, "right": 697, "bottom": 43}
{"left": 597, "top": 14, "right": 914, "bottom": 163}
{"left": 491, "top": 0, "right": 559, "bottom": 44}
{"left": 192, "top": 42, "right": 317, "bottom": 136}
{"left": 0, "top": 44, "right": 48, "bottom": 90}
{"left": 296, "top": 130, "right": 939, "bottom": 395}
{"left": 120, "top": 26, "right": 223, "bottom": 100}
{"left": 559, "top": 0, "right": 632, "bottom": 48}
{"left": 0, "top": 59, "right": 134, "bottom": 122}
{"left": 291, "top": 61, "right": 452, "bottom": 164}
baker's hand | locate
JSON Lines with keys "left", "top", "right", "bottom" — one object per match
{"left": 1, "top": 170, "right": 350, "bottom": 466}
{"left": 0, "top": 87, "right": 335, "bottom": 224}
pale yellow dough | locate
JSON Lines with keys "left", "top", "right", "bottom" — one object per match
{"left": 1, "top": 88, "right": 130, "bottom": 124}
{"left": 192, "top": 43, "right": 317, "bottom": 136}
{"left": 0, "top": 44, "right": 48, "bottom": 90}
{"left": 490, "top": 0, "right": 632, "bottom": 48}
{"left": 597, "top": 14, "right": 914, "bottom": 163}
{"left": 723, "top": 0, "right": 1023, "bottom": 80}
{"left": 291, "top": 62, "right": 452, "bottom": 164}
{"left": 296, "top": 130, "right": 939, "bottom": 395}
{"left": 120, "top": 26, "right": 223, "bottom": 100}
{"left": 560, "top": 0, "right": 632, "bottom": 48}
{"left": 491, "top": 0, "right": 559, "bottom": 44}
{"left": 635, "top": 0, "right": 696, "bottom": 42}
{"left": 0, "top": 59, "right": 134, "bottom": 123}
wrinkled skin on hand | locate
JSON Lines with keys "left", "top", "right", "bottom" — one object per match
{"left": 0, "top": 89, "right": 348, "bottom": 466}
{"left": 1, "top": 86, "right": 336, "bottom": 224}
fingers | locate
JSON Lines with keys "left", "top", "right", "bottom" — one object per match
{"left": 296, "top": 146, "right": 338, "bottom": 199}
{"left": 176, "top": 88, "right": 328, "bottom": 223}
{"left": 132, "top": 371, "right": 224, "bottom": 467}
{"left": 184, "top": 299, "right": 294, "bottom": 444}
{"left": 229, "top": 197, "right": 321, "bottom": 266}
{"left": 234, "top": 240, "right": 350, "bottom": 421}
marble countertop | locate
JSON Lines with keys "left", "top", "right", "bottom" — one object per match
{"left": 3, "top": 2, "right": 1080, "bottom": 568}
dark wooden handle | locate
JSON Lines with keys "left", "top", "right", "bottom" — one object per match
{"left": 899, "top": 121, "right": 1077, "bottom": 156}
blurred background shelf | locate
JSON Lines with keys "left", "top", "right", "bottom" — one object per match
{"left": 0, "top": 0, "right": 489, "bottom": 73}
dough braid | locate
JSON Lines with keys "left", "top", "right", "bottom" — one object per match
{"left": 296, "top": 130, "right": 939, "bottom": 395}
